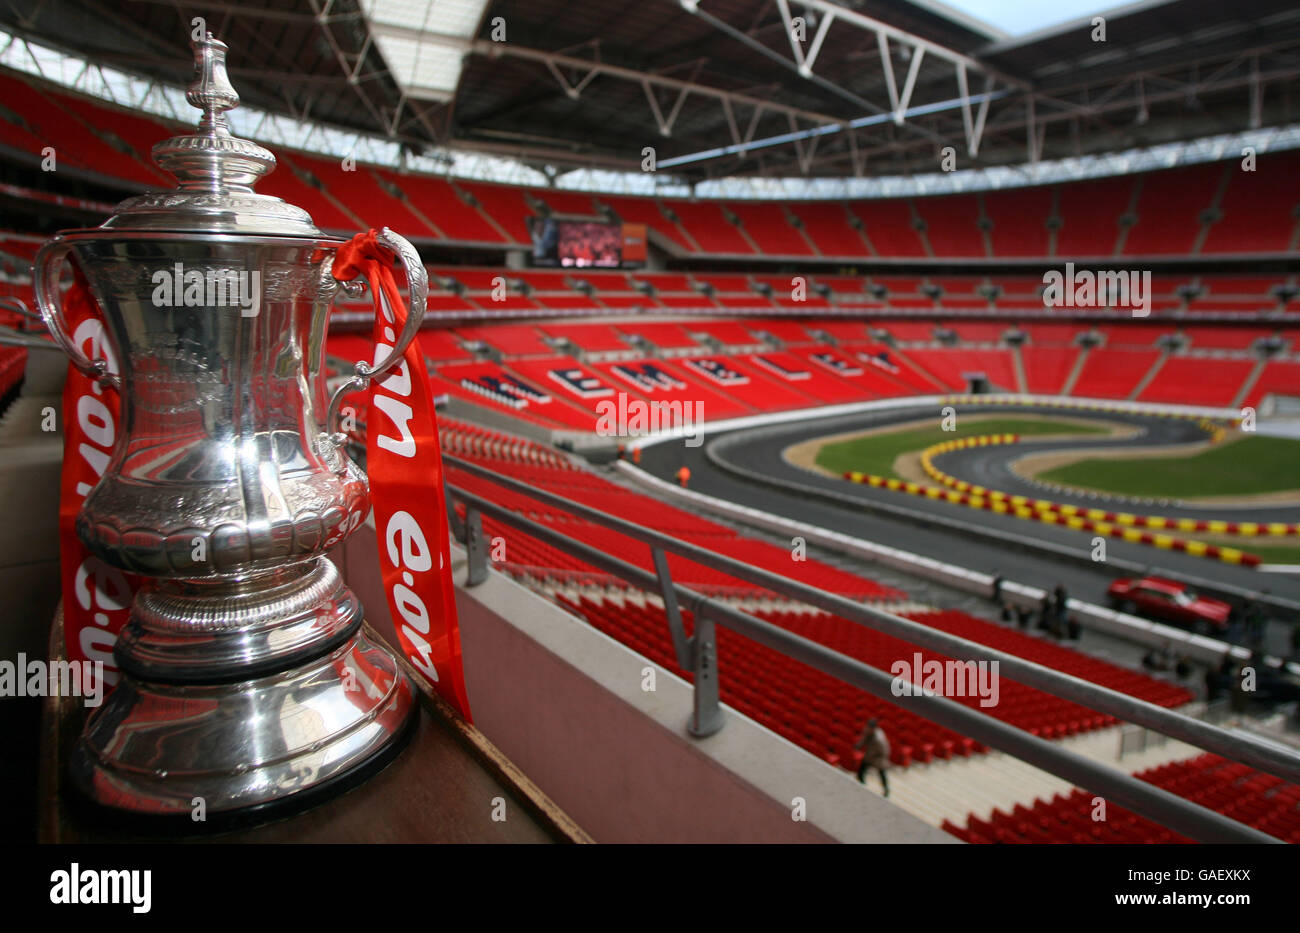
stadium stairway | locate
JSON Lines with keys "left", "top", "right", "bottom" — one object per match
{"left": 1010, "top": 344, "right": 1029, "bottom": 394}
{"left": 1231, "top": 357, "right": 1269, "bottom": 409}
{"left": 883, "top": 725, "right": 1202, "bottom": 831}
{"left": 1126, "top": 348, "right": 1169, "bottom": 401}
{"left": 1059, "top": 343, "right": 1091, "bottom": 395}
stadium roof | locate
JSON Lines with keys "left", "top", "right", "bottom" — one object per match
{"left": 3, "top": 0, "right": 1300, "bottom": 183}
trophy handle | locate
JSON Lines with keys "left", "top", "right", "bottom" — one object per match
{"left": 34, "top": 238, "right": 120, "bottom": 390}
{"left": 325, "top": 227, "right": 428, "bottom": 443}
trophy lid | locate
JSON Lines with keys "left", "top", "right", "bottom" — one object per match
{"left": 100, "top": 33, "right": 324, "bottom": 237}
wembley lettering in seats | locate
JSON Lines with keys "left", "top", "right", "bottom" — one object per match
{"left": 753, "top": 356, "right": 811, "bottom": 381}
{"left": 685, "top": 357, "right": 749, "bottom": 386}
{"left": 857, "top": 351, "right": 901, "bottom": 375}
{"left": 611, "top": 362, "right": 686, "bottom": 392}
{"left": 548, "top": 367, "right": 614, "bottom": 398}
{"left": 810, "top": 352, "right": 862, "bottom": 377}
{"left": 461, "top": 372, "right": 551, "bottom": 408}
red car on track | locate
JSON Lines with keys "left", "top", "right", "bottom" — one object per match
{"left": 1107, "top": 576, "right": 1232, "bottom": 632}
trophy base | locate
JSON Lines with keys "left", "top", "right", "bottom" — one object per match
{"left": 66, "top": 627, "right": 416, "bottom": 831}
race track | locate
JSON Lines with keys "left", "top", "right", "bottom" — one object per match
{"left": 634, "top": 402, "right": 1300, "bottom": 648}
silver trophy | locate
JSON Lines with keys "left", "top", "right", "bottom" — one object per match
{"left": 34, "top": 33, "right": 421, "bottom": 820}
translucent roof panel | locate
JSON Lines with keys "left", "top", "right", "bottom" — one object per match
{"left": 362, "top": 0, "right": 490, "bottom": 100}
{"left": 925, "top": 0, "right": 1120, "bottom": 37}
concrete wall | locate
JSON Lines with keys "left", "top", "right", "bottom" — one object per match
{"left": 340, "top": 521, "right": 952, "bottom": 844}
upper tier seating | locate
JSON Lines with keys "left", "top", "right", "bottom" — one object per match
{"left": 599, "top": 196, "right": 695, "bottom": 252}
{"left": 1122, "top": 163, "right": 1225, "bottom": 256}
{"left": 458, "top": 182, "right": 533, "bottom": 243}
{"left": 1199, "top": 150, "right": 1300, "bottom": 255}
{"left": 788, "top": 203, "right": 869, "bottom": 256}
{"left": 0, "top": 72, "right": 169, "bottom": 187}
{"left": 5, "top": 72, "right": 1297, "bottom": 263}
{"left": 291, "top": 155, "right": 438, "bottom": 236}
{"left": 1054, "top": 175, "right": 1133, "bottom": 258}
{"left": 727, "top": 202, "right": 814, "bottom": 255}
{"left": 383, "top": 173, "right": 506, "bottom": 242}
{"left": 849, "top": 199, "right": 927, "bottom": 257}
{"left": 984, "top": 187, "right": 1053, "bottom": 257}
{"left": 913, "top": 194, "right": 986, "bottom": 258}
{"left": 665, "top": 200, "right": 754, "bottom": 254}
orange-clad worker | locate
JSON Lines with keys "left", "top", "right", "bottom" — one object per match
{"left": 676, "top": 465, "right": 691, "bottom": 488}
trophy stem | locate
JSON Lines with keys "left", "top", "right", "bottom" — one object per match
{"left": 116, "top": 558, "right": 364, "bottom": 683}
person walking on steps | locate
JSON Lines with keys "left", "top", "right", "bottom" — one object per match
{"left": 855, "top": 717, "right": 891, "bottom": 797}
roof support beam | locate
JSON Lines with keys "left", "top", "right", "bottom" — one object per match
{"left": 957, "top": 62, "right": 995, "bottom": 157}
{"left": 474, "top": 40, "right": 844, "bottom": 128}
{"left": 657, "top": 86, "right": 1009, "bottom": 168}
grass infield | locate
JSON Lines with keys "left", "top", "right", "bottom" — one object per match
{"left": 1036, "top": 436, "right": 1300, "bottom": 499}
{"left": 814, "top": 418, "right": 1105, "bottom": 480}
{"left": 1234, "top": 543, "right": 1300, "bottom": 564}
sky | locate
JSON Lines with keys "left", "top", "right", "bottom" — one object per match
{"left": 932, "top": 0, "right": 1116, "bottom": 37}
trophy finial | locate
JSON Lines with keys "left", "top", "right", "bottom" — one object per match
{"left": 108, "top": 31, "right": 319, "bottom": 235}
{"left": 188, "top": 32, "right": 240, "bottom": 135}
{"left": 149, "top": 31, "right": 279, "bottom": 196}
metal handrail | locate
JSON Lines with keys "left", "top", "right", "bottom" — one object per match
{"left": 444, "top": 452, "right": 1300, "bottom": 788}
{"left": 0, "top": 326, "right": 56, "bottom": 349}
{"left": 443, "top": 476, "right": 1280, "bottom": 843}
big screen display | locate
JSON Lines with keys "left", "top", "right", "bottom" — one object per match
{"left": 530, "top": 218, "right": 645, "bottom": 268}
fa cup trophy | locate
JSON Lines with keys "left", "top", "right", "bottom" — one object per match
{"left": 34, "top": 33, "right": 421, "bottom": 821}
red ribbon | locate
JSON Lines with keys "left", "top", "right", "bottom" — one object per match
{"left": 333, "top": 230, "right": 472, "bottom": 720}
{"left": 57, "top": 230, "right": 471, "bottom": 721}
{"left": 58, "top": 267, "right": 134, "bottom": 695}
